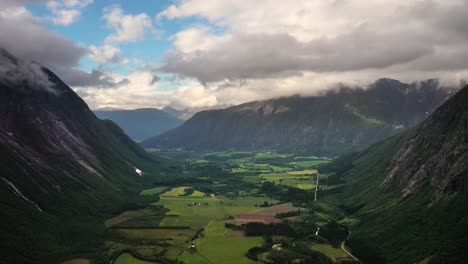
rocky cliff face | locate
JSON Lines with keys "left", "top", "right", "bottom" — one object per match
{"left": 325, "top": 86, "right": 468, "bottom": 264}
{"left": 383, "top": 85, "right": 468, "bottom": 198}
{"left": 0, "top": 51, "right": 154, "bottom": 215}
{"left": 143, "top": 78, "right": 456, "bottom": 154}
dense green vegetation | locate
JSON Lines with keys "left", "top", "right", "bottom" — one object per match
{"left": 317, "top": 85, "right": 468, "bottom": 264}
{"left": 60, "top": 150, "right": 357, "bottom": 264}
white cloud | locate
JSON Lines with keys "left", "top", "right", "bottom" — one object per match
{"left": 46, "top": 0, "right": 93, "bottom": 26}
{"left": 103, "top": 5, "right": 154, "bottom": 44}
{"left": 155, "top": 0, "right": 468, "bottom": 105}
{"left": 88, "top": 45, "right": 120, "bottom": 64}
{"left": 74, "top": 70, "right": 164, "bottom": 109}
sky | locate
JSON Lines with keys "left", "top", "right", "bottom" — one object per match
{"left": 1, "top": 0, "right": 467, "bottom": 110}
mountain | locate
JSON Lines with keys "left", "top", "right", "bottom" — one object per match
{"left": 0, "top": 49, "right": 165, "bottom": 263}
{"left": 142, "top": 79, "right": 456, "bottom": 154}
{"left": 162, "top": 105, "right": 227, "bottom": 120}
{"left": 94, "top": 108, "right": 183, "bottom": 141}
{"left": 320, "top": 85, "right": 468, "bottom": 263}
{"left": 162, "top": 106, "right": 187, "bottom": 119}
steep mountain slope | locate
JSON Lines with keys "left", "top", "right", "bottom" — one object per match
{"left": 94, "top": 108, "right": 183, "bottom": 141}
{"left": 323, "top": 86, "right": 468, "bottom": 263}
{"left": 144, "top": 79, "right": 455, "bottom": 154}
{"left": 0, "top": 50, "right": 165, "bottom": 263}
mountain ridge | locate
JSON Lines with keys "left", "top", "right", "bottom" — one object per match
{"left": 94, "top": 107, "right": 183, "bottom": 141}
{"left": 143, "top": 78, "right": 457, "bottom": 154}
{"left": 0, "top": 49, "right": 165, "bottom": 263}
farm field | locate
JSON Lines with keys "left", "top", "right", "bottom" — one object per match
{"left": 311, "top": 243, "right": 349, "bottom": 259}
{"left": 160, "top": 186, "right": 205, "bottom": 197}
{"left": 260, "top": 173, "right": 316, "bottom": 190}
{"left": 245, "top": 202, "right": 300, "bottom": 216}
{"left": 94, "top": 150, "right": 356, "bottom": 264}
{"left": 155, "top": 190, "right": 279, "bottom": 229}
{"left": 178, "top": 221, "right": 263, "bottom": 264}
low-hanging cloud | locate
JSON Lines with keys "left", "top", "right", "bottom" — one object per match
{"left": 0, "top": 48, "right": 54, "bottom": 93}
{"left": 0, "top": 4, "right": 123, "bottom": 89}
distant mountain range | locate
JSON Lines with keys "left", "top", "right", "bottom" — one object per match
{"left": 321, "top": 84, "right": 468, "bottom": 263}
{"left": 0, "top": 49, "right": 166, "bottom": 263}
{"left": 142, "top": 78, "right": 457, "bottom": 154}
{"left": 94, "top": 108, "right": 184, "bottom": 141}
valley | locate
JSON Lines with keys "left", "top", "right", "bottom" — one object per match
{"left": 4, "top": 0, "right": 468, "bottom": 262}
{"left": 68, "top": 150, "right": 357, "bottom": 264}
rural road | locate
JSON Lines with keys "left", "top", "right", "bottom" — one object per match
{"left": 341, "top": 231, "right": 361, "bottom": 263}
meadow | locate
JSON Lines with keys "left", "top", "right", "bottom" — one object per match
{"left": 178, "top": 221, "right": 263, "bottom": 264}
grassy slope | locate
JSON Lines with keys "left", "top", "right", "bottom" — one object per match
{"left": 327, "top": 133, "right": 468, "bottom": 264}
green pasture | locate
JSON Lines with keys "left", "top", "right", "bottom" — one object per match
{"left": 178, "top": 221, "right": 263, "bottom": 264}
{"left": 289, "top": 159, "right": 330, "bottom": 168}
{"left": 155, "top": 195, "right": 278, "bottom": 229}
{"left": 260, "top": 173, "right": 315, "bottom": 190}
{"left": 311, "top": 244, "right": 349, "bottom": 259}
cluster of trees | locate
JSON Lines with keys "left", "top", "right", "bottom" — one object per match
{"left": 319, "top": 220, "right": 349, "bottom": 247}
{"left": 275, "top": 210, "right": 302, "bottom": 219}
{"left": 181, "top": 187, "right": 194, "bottom": 196}
{"left": 261, "top": 181, "right": 314, "bottom": 203}
{"left": 267, "top": 242, "right": 332, "bottom": 264}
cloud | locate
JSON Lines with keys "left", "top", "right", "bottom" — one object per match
{"left": 0, "top": 0, "right": 45, "bottom": 9}
{"left": 46, "top": 0, "right": 93, "bottom": 26}
{"left": 103, "top": 5, "right": 154, "bottom": 44}
{"left": 61, "top": 68, "right": 129, "bottom": 88}
{"left": 161, "top": 28, "right": 434, "bottom": 83}
{"left": 158, "top": 0, "right": 468, "bottom": 87}
{"left": 74, "top": 70, "right": 163, "bottom": 109}
{"left": 0, "top": 7, "right": 85, "bottom": 71}
{"left": 0, "top": 48, "right": 54, "bottom": 93}
{"left": 0, "top": 6, "right": 122, "bottom": 88}
{"left": 88, "top": 45, "right": 121, "bottom": 64}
